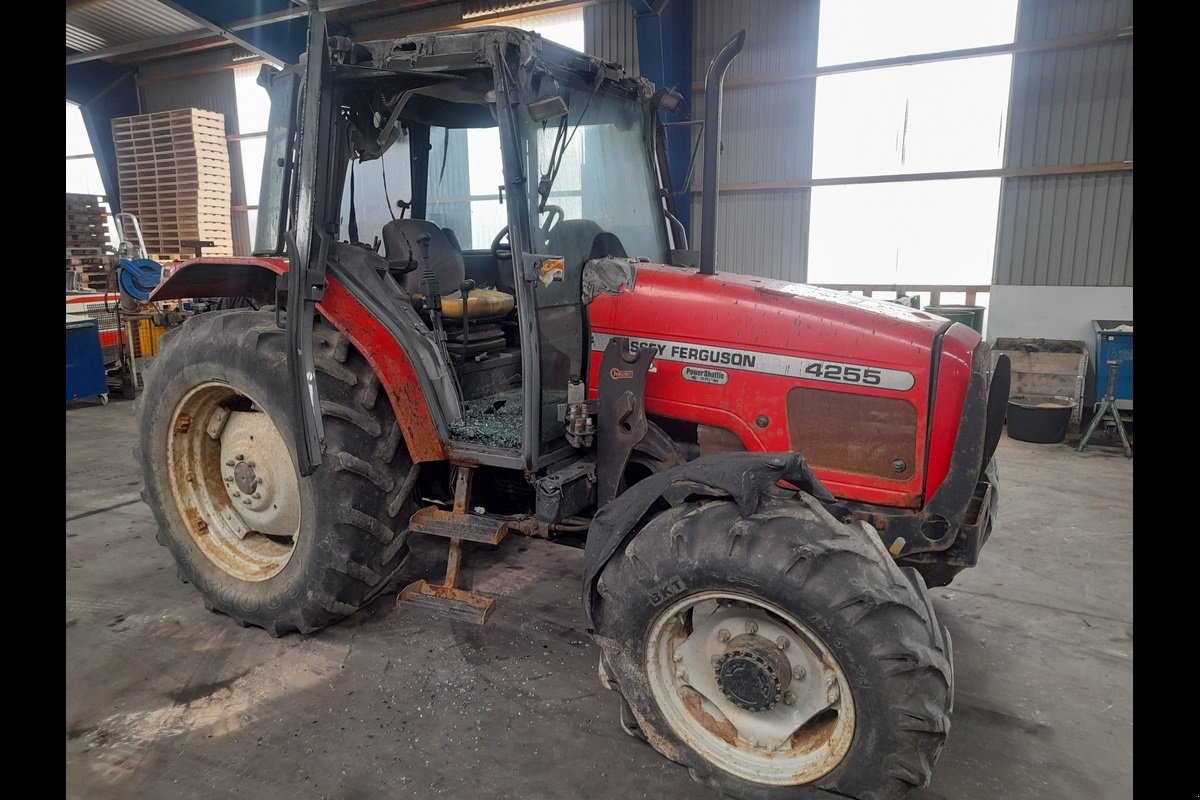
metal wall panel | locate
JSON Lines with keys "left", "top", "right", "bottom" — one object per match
{"left": 993, "top": 0, "right": 1132, "bottom": 286}
{"left": 138, "top": 49, "right": 250, "bottom": 256}
{"left": 688, "top": 0, "right": 818, "bottom": 279}
{"left": 995, "top": 172, "right": 1132, "bottom": 286}
{"left": 584, "top": 0, "right": 639, "bottom": 75}
{"left": 690, "top": 189, "right": 810, "bottom": 282}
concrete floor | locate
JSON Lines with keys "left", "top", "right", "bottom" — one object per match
{"left": 66, "top": 399, "right": 1133, "bottom": 800}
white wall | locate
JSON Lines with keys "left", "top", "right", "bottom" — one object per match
{"left": 988, "top": 284, "right": 1133, "bottom": 406}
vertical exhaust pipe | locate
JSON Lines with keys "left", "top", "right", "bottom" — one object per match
{"left": 699, "top": 29, "right": 746, "bottom": 276}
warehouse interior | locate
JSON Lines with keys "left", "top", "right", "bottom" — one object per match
{"left": 66, "top": 2, "right": 1133, "bottom": 799}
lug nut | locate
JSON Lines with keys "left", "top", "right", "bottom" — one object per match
{"left": 231, "top": 491, "right": 241, "bottom": 498}
{"left": 783, "top": 691, "right": 797, "bottom": 706}
{"left": 675, "top": 668, "right": 687, "bottom": 680}
{"left": 711, "top": 655, "right": 722, "bottom": 668}
{"left": 252, "top": 493, "right": 261, "bottom": 500}
{"left": 827, "top": 685, "right": 840, "bottom": 703}
{"left": 745, "top": 621, "right": 758, "bottom": 634}
{"left": 776, "top": 636, "right": 790, "bottom": 650}
{"left": 717, "top": 629, "right": 731, "bottom": 643}
{"left": 672, "top": 653, "right": 682, "bottom": 663}
{"left": 225, "top": 460, "right": 235, "bottom": 467}
{"left": 793, "top": 665, "right": 806, "bottom": 680}
{"left": 243, "top": 498, "right": 252, "bottom": 506}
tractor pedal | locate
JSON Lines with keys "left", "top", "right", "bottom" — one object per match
{"left": 408, "top": 506, "right": 509, "bottom": 544}
{"left": 398, "top": 578, "right": 496, "bottom": 624}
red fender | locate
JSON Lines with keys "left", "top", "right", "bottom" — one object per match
{"left": 152, "top": 258, "right": 447, "bottom": 462}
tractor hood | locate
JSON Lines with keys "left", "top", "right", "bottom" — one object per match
{"left": 586, "top": 264, "right": 978, "bottom": 509}
{"left": 588, "top": 264, "right": 955, "bottom": 374}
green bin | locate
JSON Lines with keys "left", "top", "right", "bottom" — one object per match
{"left": 924, "top": 304, "right": 985, "bottom": 334}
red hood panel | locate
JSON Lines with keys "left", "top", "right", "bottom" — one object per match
{"left": 588, "top": 265, "right": 962, "bottom": 508}
{"left": 589, "top": 265, "right": 949, "bottom": 363}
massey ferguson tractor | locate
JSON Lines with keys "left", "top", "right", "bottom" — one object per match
{"left": 136, "top": 13, "right": 1010, "bottom": 799}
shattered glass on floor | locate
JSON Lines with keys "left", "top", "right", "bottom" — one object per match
{"left": 448, "top": 391, "right": 524, "bottom": 449}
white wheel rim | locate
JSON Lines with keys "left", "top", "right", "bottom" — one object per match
{"left": 646, "top": 591, "right": 855, "bottom": 785}
{"left": 166, "top": 382, "right": 301, "bottom": 581}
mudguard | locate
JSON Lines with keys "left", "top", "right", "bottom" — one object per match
{"left": 581, "top": 452, "right": 835, "bottom": 627}
{"left": 150, "top": 256, "right": 450, "bottom": 463}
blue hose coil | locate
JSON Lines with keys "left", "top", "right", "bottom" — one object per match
{"left": 119, "top": 258, "right": 163, "bottom": 302}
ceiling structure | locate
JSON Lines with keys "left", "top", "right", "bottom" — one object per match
{"left": 65, "top": 0, "right": 581, "bottom": 68}
{"left": 65, "top": 0, "right": 690, "bottom": 221}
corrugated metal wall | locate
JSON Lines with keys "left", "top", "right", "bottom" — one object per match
{"left": 993, "top": 0, "right": 1133, "bottom": 286}
{"left": 583, "top": 0, "right": 638, "bottom": 76}
{"left": 689, "top": 0, "right": 819, "bottom": 281}
{"left": 583, "top": 0, "right": 820, "bottom": 280}
{"left": 138, "top": 49, "right": 252, "bottom": 256}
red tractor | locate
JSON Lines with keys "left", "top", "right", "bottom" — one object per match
{"left": 137, "top": 14, "right": 1010, "bottom": 800}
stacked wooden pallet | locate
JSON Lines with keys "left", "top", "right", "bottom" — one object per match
{"left": 112, "top": 108, "right": 233, "bottom": 263}
{"left": 66, "top": 193, "right": 113, "bottom": 291}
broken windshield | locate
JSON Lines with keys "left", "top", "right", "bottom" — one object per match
{"left": 522, "top": 85, "right": 667, "bottom": 264}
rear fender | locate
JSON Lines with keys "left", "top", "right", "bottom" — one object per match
{"left": 150, "top": 257, "right": 448, "bottom": 463}
{"left": 150, "top": 257, "right": 282, "bottom": 305}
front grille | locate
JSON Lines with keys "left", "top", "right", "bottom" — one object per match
{"left": 786, "top": 387, "right": 917, "bottom": 480}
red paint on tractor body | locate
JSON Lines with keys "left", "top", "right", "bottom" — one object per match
{"left": 588, "top": 265, "right": 979, "bottom": 509}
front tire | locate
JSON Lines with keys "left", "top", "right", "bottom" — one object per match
{"left": 135, "top": 309, "right": 418, "bottom": 635}
{"left": 592, "top": 494, "right": 952, "bottom": 799}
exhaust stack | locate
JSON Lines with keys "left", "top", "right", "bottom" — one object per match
{"left": 699, "top": 29, "right": 746, "bottom": 276}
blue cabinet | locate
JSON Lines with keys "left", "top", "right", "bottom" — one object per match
{"left": 66, "top": 314, "right": 108, "bottom": 404}
{"left": 1092, "top": 320, "right": 1133, "bottom": 411}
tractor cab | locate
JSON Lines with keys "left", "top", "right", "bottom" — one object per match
{"left": 257, "top": 26, "right": 678, "bottom": 475}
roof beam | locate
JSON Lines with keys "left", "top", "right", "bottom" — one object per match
{"left": 154, "top": 0, "right": 309, "bottom": 66}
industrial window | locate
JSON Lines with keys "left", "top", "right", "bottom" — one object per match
{"left": 65, "top": 101, "right": 119, "bottom": 247}
{"left": 807, "top": 0, "right": 1019, "bottom": 317}
{"left": 234, "top": 65, "right": 271, "bottom": 244}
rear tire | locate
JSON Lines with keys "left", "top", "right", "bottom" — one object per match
{"left": 135, "top": 309, "right": 418, "bottom": 635}
{"left": 592, "top": 494, "right": 951, "bottom": 799}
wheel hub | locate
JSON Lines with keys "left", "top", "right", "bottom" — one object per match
{"left": 218, "top": 413, "right": 299, "bottom": 528}
{"left": 233, "top": 461, "right": 258, "bottom": 494}
{"left": 715, "top": 634, "right": 793, "bottom": 712}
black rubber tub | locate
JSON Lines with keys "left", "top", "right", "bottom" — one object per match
{"left": 1006, "top": 399, "right": 1073, "bottom": 444}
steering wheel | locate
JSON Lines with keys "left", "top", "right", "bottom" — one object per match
{"left": 489, "top": 204, "right": 565, "bottom": 260}
{"left": 490, "top": 226, "right": 511, "bottom": 261}
{"left": 538, "top": 204, "right": 565, "bottom": 241}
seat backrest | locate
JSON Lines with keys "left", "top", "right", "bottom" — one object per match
{"left": 381, "top": 218, "right": 465, "bottom": 294}
{"left": 542, "top": 219, "right": 604, "bottom": 305}
{"left": 546, "top": 219, "right": 604, "bottom": 273}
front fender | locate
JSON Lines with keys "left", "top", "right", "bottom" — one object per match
{"left": 581, "top": 452, "right": 835, "bottom": 626}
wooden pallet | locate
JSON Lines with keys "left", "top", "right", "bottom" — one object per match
{"left": 66, "top": 193, "right": 112, "bottom": 252}
{"left": 113, "top": 108, "right": 233, "bottom": 259}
